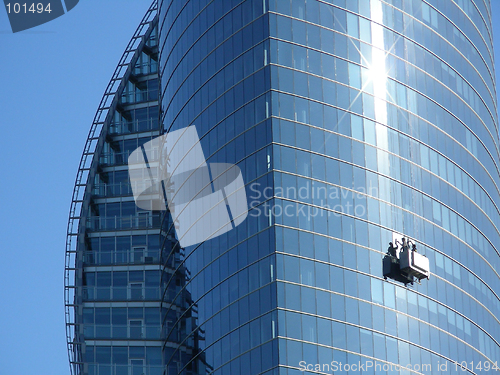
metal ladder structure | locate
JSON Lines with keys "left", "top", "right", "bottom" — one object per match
{"left": 64, "top": 2, "right": 158, "bottom": 374}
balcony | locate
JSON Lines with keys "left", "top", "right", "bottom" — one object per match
{"left": 83, "top": 324, "right": 161, "bottom": 340}
{"left": 86, "top": 214, "right": 161, "bottom": 231}
{"left": 82, "top": 286, "right": 161, "bottom": 301}
{"left": 86, "top": 364, "right": 163, "bottom": 375}
{"left": 83, "top": 250, "right": 160, "bottom": 266}
{"left": 93, "top": 183, "right": 133, "bottom": 198}
{"left": 109, "top": 117, "right": 158, "bottom": 135}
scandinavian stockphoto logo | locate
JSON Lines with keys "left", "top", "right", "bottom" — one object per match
{"left": 128, "top": 126, "right": 248, "bottom": 248}
{"left": 3, "top": 0, "right": 79, "bottom": 33}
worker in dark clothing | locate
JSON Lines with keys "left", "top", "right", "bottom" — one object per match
{"left": 401, "top": 238, "right": 408, "bottom": 252}
{"left": 387, "top": 242, "right": 398, "bottom": 257}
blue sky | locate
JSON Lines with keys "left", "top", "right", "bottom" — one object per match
{"left": 0, "top": 2, "right": 499, "bottom": 375}
{"left": 0, "top": 2, "right": 151, "bottom": 374}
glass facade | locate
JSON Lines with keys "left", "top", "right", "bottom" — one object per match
{"left": 65, "top": 4, "right": 167, "bottom": 375}
{"left": 159, "top": 1, "right": 276, "bottom": 374}
{"left": 67, "top": 0, "right": 500, "bottom": 374}
{"left": 158, "top": 0, "right": 500, "bottom": 375}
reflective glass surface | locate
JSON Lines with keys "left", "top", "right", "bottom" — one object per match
{"left": 72, "top": 19, "right": 165, "bottom": 375}
{"left": 158, "top": 0, "right": 499, "bottom": 374}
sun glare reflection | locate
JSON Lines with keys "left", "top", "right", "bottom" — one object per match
{"left": 370, "top": 0, "right": 387, "bottom": 125}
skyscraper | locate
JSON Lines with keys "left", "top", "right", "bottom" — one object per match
{"left": 158, "top": 0, "right": 500, "bottom": 374}
{"left": 68, "top": 0, "right": 500, "bottom": 374}
{"left": 65, "top": 3, "right": 166, "bottom": 375}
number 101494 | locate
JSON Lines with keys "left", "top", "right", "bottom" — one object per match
{"left": 5, "top": 3, "right": 52, "bottom": 13}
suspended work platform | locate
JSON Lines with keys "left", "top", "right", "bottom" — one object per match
{"left": 383, "top": 237, "right": 430, "bottom": 286}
